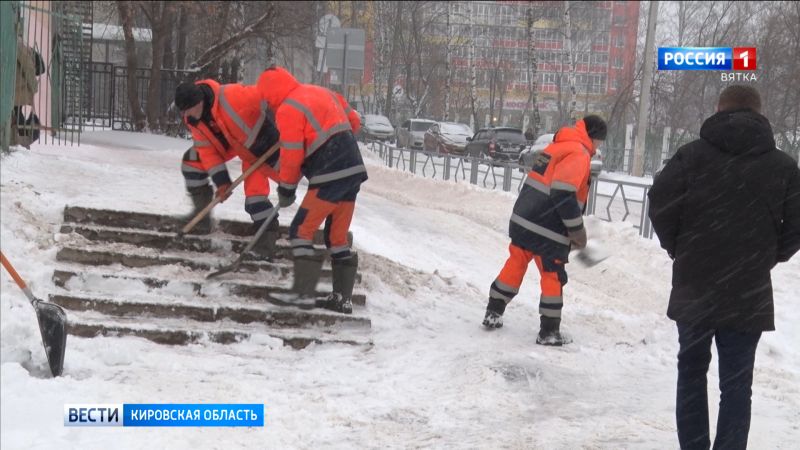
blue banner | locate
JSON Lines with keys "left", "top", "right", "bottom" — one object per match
{"left": 65, "top": 403, "right": 265, "bottom": 427}
{"left": 658, "top": 47, "right": 732, "bottom": 70}
{"left": 122, "top": 404, "right": 264, "bottom": 427}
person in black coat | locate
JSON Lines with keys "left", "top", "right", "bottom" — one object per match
{"left": 648, "top": 85, "right": 800, "bottom": 450}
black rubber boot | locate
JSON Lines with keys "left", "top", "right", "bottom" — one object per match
{"left": 536, "top": 316, "right": 570, "bottom": 346}
{"left": 318, "top": 254, "right": 358, "bottom": 314}
{"left": 185, "top": 185, "right": 213, "bottom": 234}
{"left": 249, "top": 218, "right": 280, "bottom": 259}
{"left": 482, "top": 297, "right": 507, "bottom": 329}
{"left": 291, "top": 254, "right": 325, "bottom": 297}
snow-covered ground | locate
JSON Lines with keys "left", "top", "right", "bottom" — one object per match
{"left": 1, "top": 131, "right": 798, "bottom": 449}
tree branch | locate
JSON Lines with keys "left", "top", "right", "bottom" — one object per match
{"left": 189, "top": 4, "right": 276, "bottom": 71}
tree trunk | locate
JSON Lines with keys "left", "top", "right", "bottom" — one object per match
{"left": 443, "top": 3, "right": 451, "bottom": 121}
{"left": 117, "top": 0, "right": 146, "bottom": 131}
{"left": 384, "top": 1, "right": 403, "bottom": 120}
{"left": 176, "top": 3, "right": 189, "bottom": 71}
{"left": 564, "top": 1, "right": 576, "bottom": 123}
{"left": 162, "top": 17, "right": 175, "bottom": 70}
{"left": 468, "top": 3, "right": 478, "bottom": 129}
{"left": 145, "top": 1, "right": 176, "bottom": 131}
{"left": 523, "top": 6, "right": 541, "bottom": 136}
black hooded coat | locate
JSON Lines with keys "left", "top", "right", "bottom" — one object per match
{"left": 648, "top": 109, "right": 800, "bottom": 332}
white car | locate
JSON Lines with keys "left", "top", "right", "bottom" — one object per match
{"left": 518, "top": 133, "right": 555, "bottom": 170}
{"left": 396, "top": 118, "right": 436, "bottom": 149}
{"left": 360, "top": 114, "right": 395, "bottom": 142}
{"left": 518, "top": 133, "right": 603, "bottom": 174}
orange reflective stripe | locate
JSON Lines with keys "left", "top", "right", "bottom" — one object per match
{"left": 218, "top": 85, "right": 270, "bottom": 149}
{"left": 283, "top": 96, "right": 353, "bottom": 157}
{"left": 284, "top": 98, "right": 322, "bottom": 133}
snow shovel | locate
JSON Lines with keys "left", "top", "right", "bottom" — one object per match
{"left": 206, "top": 206, "right": 281, "bottom": 279}
{"left": 0, "top": 251, "right": 67, "bottom": 377}
{"left": 573, "top": 242, "right": 611, "bottom": 268}
{"left": 176, "top": 142, "right": 281, "bottom": 238}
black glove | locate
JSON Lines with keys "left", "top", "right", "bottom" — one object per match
{"left": 277, "top": 186, "right": 296, "bottom": 208}
{"left": 568, "top": 228, "right": 587, "bottom": 250}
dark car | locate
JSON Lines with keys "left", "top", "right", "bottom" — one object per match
{"left": 465, "top": 127, "right": 527, "bottom": 161}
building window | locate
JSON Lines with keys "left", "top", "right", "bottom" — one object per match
{"left": 613, "top": 56, "right": 624, "bottom": 69}
{"left": 597, "top": 32, "right": 609, "bottom": 47}
{"left": 592, "top": 53, "right": 608, "bottom": 65}
{"left": 615, "top": 35, "right": 625, "bottom": 47}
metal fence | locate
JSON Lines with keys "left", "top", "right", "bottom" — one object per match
{"left": 1, "top": 1, "right": 92, "bottom": 151}
{"left": 364, "top": 139, "right": 655, "bottom": 238}
{"left": 85, "top": 63, "right": 186, "bottom": 134}
{"left": 0, "top": 1, "right": 19, "bottom": 151}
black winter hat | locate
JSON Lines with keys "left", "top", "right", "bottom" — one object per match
{"left": 583, "top": 115, "right": 607, "bottom": 140}
{"left": 174, "top": 82, "right": 204, "bottom": 111}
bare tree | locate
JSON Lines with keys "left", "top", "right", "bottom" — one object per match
{"left": 467, "top": 3, "right": 479, "bottom": 129}
{"left": 383, "top": 1, "right": 404, "bottom": 121}
{"left": 443, "top": 3, "right": 451, "bottom": 121}
{"left": 140, "top": 1, "right": 177, "bottom": 130}
{"left": 522, "top": 5, "right": 542, "bottom": 135}
{"left": 117, "top": 0, "right": 146, "bottom": 130}
{"left": 563, "top": 1, "right": 576, "bottom": 123}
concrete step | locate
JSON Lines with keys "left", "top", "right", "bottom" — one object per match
{"left": 55, "top": 247, "right": 366, "bottom": 284}
{"left": 63, "top": 205, "right": 352, "bottom": 245}
{"left": 59, "top": 223, "right": 318, "bottom": 258}
{"left": 50, "top": 294, "right": 371, "bottom": 329}
{"left": 52, "top": 269, "right": 367, "bottom": 306}
{"left": 66, "top": 310, "right": 372, "bottom": 349}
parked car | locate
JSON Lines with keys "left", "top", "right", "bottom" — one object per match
{"left": 423, "top": 122, "right": 474, "bottom": 154}
{"left": 396, "top": 118, "right": 436, "bottom": 149}
{"left": 518, "top": 133, "right": 604, "bottom": 174}
{"left": 518, "top": 133, "right": 555, "bottom": 170}
{"left": 465, "top": 127, "right": 528, "bottom": 161}
{"left": 360, "top": 114, "right": 395, "bottom": 142}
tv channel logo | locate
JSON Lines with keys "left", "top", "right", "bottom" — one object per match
{"left": 64, "top": 403, "right": 265, "bottom": 427}
{"left": 658, "top": 47, "right": 756, "bottom": 71}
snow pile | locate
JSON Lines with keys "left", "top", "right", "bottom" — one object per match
{"left": 0, "top": 132, "right": 797, "bottom": 448}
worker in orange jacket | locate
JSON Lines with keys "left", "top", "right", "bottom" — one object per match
{"left": 174, "top": 80, "right": 281, "bottom": 256}
{"left": 257, "top": 66, "right": 367, "bottom": 314}
{"left": 483, "top": 115, "right": 607, "bottom": 346}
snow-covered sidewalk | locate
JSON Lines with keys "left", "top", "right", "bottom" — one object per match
{"left": 1, "top": 132, "right": 798, "bottom": 449}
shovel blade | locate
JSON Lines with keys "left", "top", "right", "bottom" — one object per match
{"left": 34, "top": 301, "right": 68, "bottom": 377}
{"left": 574, "top": 245, "right": 611, "bottom": 268}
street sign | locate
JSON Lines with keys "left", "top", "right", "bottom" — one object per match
{"left": 326, "top": 28, "right": 365, "bottom": 71}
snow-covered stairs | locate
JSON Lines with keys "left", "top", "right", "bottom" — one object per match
{"left": 50, "top": 206, "right": 371, "bottom": 349}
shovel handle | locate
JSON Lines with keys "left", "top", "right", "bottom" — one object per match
{"left": 206, "top": 205, "right": 281, "bottom": 279}
{"left": 0, "top": 251, "right": 37, "bottom": 304}
{"left": 179, "top": 141, "right": 281, "bottom": 236}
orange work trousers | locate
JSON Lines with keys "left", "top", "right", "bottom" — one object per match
{"left": 489, "top": 243, "right": 567, "bottom": 318}
{"left": 289, "top": 188, "right": 355, "bottom": 260}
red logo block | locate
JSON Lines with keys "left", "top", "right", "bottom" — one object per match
{"left": 733, "top": 47, "right": 757, "bottom": 71}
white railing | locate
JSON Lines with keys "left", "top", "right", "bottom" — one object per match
{"left": 365, "top": 139, "right": 655, "bottom": 238}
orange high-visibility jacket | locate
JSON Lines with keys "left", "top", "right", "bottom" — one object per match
{"left": 184, "top": 79, "right": 279, "bottom": 187}
{"left": 256, "top": 67, "right": 364, "bottom": 193}
{"left": 509, "top": 119, "right": 598, "bottom": 261}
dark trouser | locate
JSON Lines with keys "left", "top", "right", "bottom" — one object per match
{"left": 676, "top": 322, "right": 761, "bottom": 450}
